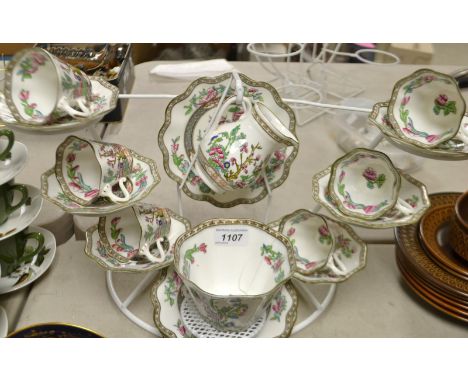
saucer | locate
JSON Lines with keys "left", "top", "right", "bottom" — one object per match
{"left": 0, "top": 305, "right": 7, "bottom": 337}
{"left": 84, "top": 208, "right": 191, "bottom": 272}
{"left": 269, "top": 215, "right": 367, "bottom": 283}
{"left": 0, "top": 140, "right": 28, "bottom": 186}
{"left": 158, "top": 72, "right": 298, "bottom": 208}
{"left": 0, "top": 77, "right": 118, "bottom": 134}
{"left": 0, "top": 226, "right": 56, "bottom": 295}
{"left": 41, "top": 151, "right": 160, "bottom": 216}
{"left": 312, "top": 166, "right": 430, "bottom": 228}
{"left": 419, "top": 204, "right": 468, "bottom": 281}
{"left": 0, "top": 185, "right": 42, "bottom": 241}
{"left": 7, "top": 322, "right": 102, "bottom": 338}
{"left": 368, "top": 102, "right": 468, "bottom": 161}
{"left": 151, "top": 266, "right": 298, "bottom": 338}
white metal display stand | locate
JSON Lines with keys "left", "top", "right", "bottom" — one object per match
{"left": 106, "top": 76, "right": 377, "bottom": 337}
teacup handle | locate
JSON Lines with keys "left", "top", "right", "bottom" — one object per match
{"left": 395, "top": 198, "right": 415, "bottom": 215}
{"left": 58, "top": 97, "right": 92, "bottom": 118}
{"left": 140, "top": 237, "right": 167, "bottom": 263}
{"left": 6, "top": 184, "right": 29, "bottom": 215}
{"left": 100, "top": 177, "right": 132, "bottom": 203}
{"left": 16, "top": 232, "right": 45, "bottom": 266}
{"left": 0, "top": 129, "right": 14, "bottom": 161}
{"left": 327, "top": 253, "right": 348, "bottom": 276}
{"left": 212, "top": 96, "right": 251, "bottom": 127}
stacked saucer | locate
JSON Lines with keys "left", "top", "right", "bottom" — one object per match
{"left": 41, "top": 135, "right": 160, "bottom": 216}
{"left": 368, "top": 69, "right": 468, "bottom": 161}
{"left": 395, "top": 192, "right": 468, "bottom": 322}
{"left": 312, "top": 148, "right": 431, "bottom": 228}
{"left": 0, "top": 129, "right": 56, "bottom": 294}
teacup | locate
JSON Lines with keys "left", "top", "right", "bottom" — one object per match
{"left": 55, "top": 135, "right": 134, "bottom": 206}
{"left": 98, "top": 203, "right": 172, "bottom": 263}
{"left": 4, "top": 47, "right": 93, "bottom": 125}
{"left": 0, "top": 129, "right": 15, "bottom": 161}
{"left": 387, "top": 69, "right": 465, "bottom": 148}
{"left": 278, "top": 209, "right": 346, "bottom": 275}
{"left": 0, "top": 230, "right": 44, "bottom": 292}
{"left": 173, "top": 218, "right": 295, "bottom": 331}
{"left": 328, "top": 148, "right": 413, "bottom": 220}
{"left": 194, "top": 96, "right": 298, "bottom": 194}
{"left": 0, "top": 182, "right": 29, "bottom": 226}
{"left": 448, "top": 191, "right": 468, "bottom": 261}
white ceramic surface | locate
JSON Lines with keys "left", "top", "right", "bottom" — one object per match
{"left": 173, "top": 218, "right": 295, "bottom": 331}
{"left": 0, "top": 77, "right": 118, "bottom": 134}
{"left": 0, "top": 226, "right": 56, "bottom": 294}
{"left": 388, "top": 69, "right": 465, "bottom": 148}
{"left": 0, "top": 140, "right": 28, "bottom": 186}
{"left": 0, "top": 184, "right": 42, "bottom": 241}
{"left": 0, "top": 305, "right": 7, "bottom": 337}
{"left": 151, "top": 266, "right": 298, "bottom": 337}
{"left": 158, "top": 72, "right": 298, "bottom": 208}
{"left": 41, "top": 150, "right": 160, "bottom": 216}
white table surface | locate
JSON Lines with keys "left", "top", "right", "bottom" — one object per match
{"left": 7, "top": 60, "right": 468, "bottom": 337}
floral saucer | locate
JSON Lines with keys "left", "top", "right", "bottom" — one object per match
{"left": 0, "top": 140, "right": 28, "bottom": 186}
{"left": 0, "top": 226, "right": 56, "bottom": 295}
{"left": 368, "top": 102, "right": 468, "bottom": 161}
{"left": 0, "top": 185, "right": 42, "bottom": 241}
{"left": 312, "top": 166, "right": 430, "bottom": 229}
{"left": 151, "top": 266, "right": 298, "bottom": 338}
{"left": 0, "top": 77, "right": 118, "bottom": 134}
{"left": 41, "top": 151, "right": 160, "bottom": 216}
{"left": 84, "top": 208, "right": 191, "bottom": 273}
{"left": 158, "top": 72, "right": 298, "bottom": 208}
{"left": 269, "top": 214, "right": 367, "bottom": 283}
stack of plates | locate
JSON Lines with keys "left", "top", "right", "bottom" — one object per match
{"left": 395, "top": 192, "right": 468, "bottom": 323}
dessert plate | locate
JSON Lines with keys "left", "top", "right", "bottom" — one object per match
{"left": 41, "top": 151, "right": 160, "bottom": 216}
{"left": 158, "top": 72, "right": 298, "bottom": 208}
{"left": 151, "top": 266, "right": 298, "bottom": 338}
{"left": 8, "top": 322, "right": 103, "bottom": 337}
{"left": 0, "top": 77, "right": 118, "bottom": 134}
{"left": 369, "top": 102, "right": 468, "bottom": 161}
{"left": 0, "top": 226, "right": 56, "bottom": 295}
{"left": 84, "top": 208, "right": 191, "bottom": 273}
{"left": 269, "top": 215, "right": 367, "bottom": 283}
{"left": 0, "top": 185, "right": 42, "bottom": 241}
{"left": 0, "top": 140, "right": 28, "bottom": 186}
{"left": 312, "top": 166, "right": 430, "bottom": 228}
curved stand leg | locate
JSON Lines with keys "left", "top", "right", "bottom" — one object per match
{"left": 106, "top": 270, "right": 161, "bottom": 336}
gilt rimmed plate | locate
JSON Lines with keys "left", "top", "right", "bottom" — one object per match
{"left": 0, "top": 77, "right": 118, "bottom": 134}
{"left": 269, "top": 214, "right": 367, "bottom": 283}
{"left": 158, "top": 72, "right": 298, "bottom": 208}
{"left": 84, "top": 208, "right": 191, "bottom": 273}
{"left": 369, "top": 101, "right": 468, "bottom": 161}
{"left": 0, "top": 140, "right": 28, "bottom": 186}
{"left": 0, "top": 185, "right": 43, "bottom": 241}
{"left": 0, "top": 226, "right": 56, "bottom": 295}
{"left": 41, "top": 151, "right": 160, "bottom": 216}
{"left": 151, "top": 266, "right": 298, "bottom": 338}
{"left": 312, "top": 166, "right": 430, "bottom": 228}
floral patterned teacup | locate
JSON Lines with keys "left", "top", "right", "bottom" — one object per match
{"left": 278, "top": 209, "right": 348, "bottom": 276}
{"left": 98, "top": 203, "right": 172, "bottom": 264}
{"left": 328, "top": 148, "right": 414, "bottom": 220}
{"left": 173, "top": 218, "right": 295, "bottom": 331}
{"left": 387, "top": 68, "right": 465, "bottom": 148}
{"left": 4, "top": 48, "right": 93, "bottom": 125}
{"left": 194, "top": 96, "right": 298, "bottom": 194}
{"left": 55, "top": 135, "right": 134, "bottom": 206}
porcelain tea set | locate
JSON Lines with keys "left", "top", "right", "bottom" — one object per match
{"left": 0, "top": 47, "right": 118, "bottom": 133}
{"left": 368, "top": 69, "right": 468, "bottom": 160}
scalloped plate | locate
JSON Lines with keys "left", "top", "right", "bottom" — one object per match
{"left": 158, "top": 72, "right": 298, "bottom": 208}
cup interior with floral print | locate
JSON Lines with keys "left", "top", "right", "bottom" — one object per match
{"left": 279, "top": 209, "right": 335, "bottom": 275}
{"left": 55, "top": 135, "right": 134, "bottom": 206}
{"left": 328, "top": 148, "right": 401, "bottom": 220}
{"left": 98, "top": 204, "right": 171, "bottom": 264}
{"left": 4, "top": 47, "right": 92, "bottom": 125}
{"left": 173, "top": 219, "right": 295, "bottom": 331}
{"left": 388, "top": 69, "right": 465, "bottom": 148}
